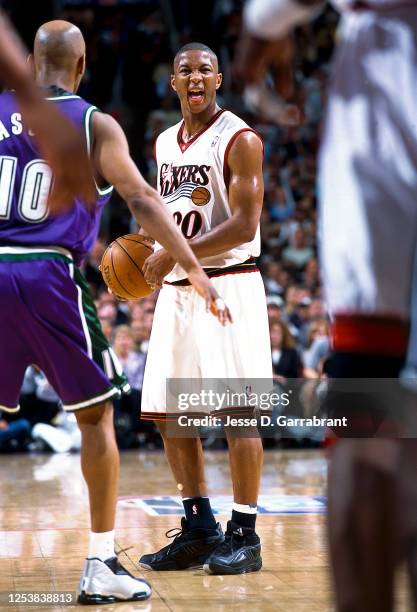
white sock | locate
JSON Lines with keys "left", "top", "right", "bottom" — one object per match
{"left": 232, "top": 502, "right": 257, "bottom": 514}
{"left": 88, "top": 530, "right": 115, "bottom": 561}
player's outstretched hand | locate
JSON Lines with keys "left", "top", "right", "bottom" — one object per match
{"left": 187, "top": 269, "right": 232, "bottom": 326}
{"left": 20, "top": 98, "right": 96, "bottom": 213}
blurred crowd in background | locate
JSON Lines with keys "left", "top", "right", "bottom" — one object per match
{"left": 0, "top": 0, "right": 339, "bottom": 452}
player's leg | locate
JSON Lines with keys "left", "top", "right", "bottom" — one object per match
{"left": 203, "top": 273, "right": 271, "bottom": 575}
{"left": 319, "top": 9, "right": 417, "bottom": 605}
{"left": 138, "top": 421, "right": 223, "bottom": 571}
{"left": 328, "top": 439, "right": 398, "bottom": 612}
{"left": 157, "top": 426, "right": 207, "bottom": 499}
{"left": 16, "top": 256, "right": 151, "bottom": 602}
{"left": 203, "top": 431, "right": 263, "bottom": 575}
{"left": 75, "top": 401, "right": 151, "bottom": 603}
{"left": 76, "top": 401, "right": 119, "bottom": 532}
{"left": 139, "top": 285, "right": 223, "bottom": 570}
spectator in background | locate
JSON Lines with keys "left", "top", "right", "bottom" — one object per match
{"left": 269, "top": 185, "right": 295, "bottom": 222}
{"left": 303, "top": 318, "right": 331, "bottom": 378}
{"left": 282, "top": 227, "right": 315, "bottom": 269}
{"left": 263, "top": 261, "right": 286, "bottom": 295}
{"left": 112, "top": 325, "right": 146, "bottom": 392}
{"left": 131, "top": 319, "right": 152, "bottom": 354}
{"left": 19, "top": 366, "right": 60, "bottom": 427}
{"left": 96, "top": 290, "right": 128, "bottom": 326}
{"left": 0, "top": 413, "right": 31, "bottom": 452}
{"left": 270, "top": 319, "right": 302, "bottom": 384}
{"left": 112, "top": 325, "right": 147, "bottom": 448}
{"left": 267, "top": 297, "right": 283, "bottom": 323}
{"left": 99, "top": 316, "right": 114, "bottom": 342}
{"left": 302, "top": 257, "right": 320, "bottom": 293}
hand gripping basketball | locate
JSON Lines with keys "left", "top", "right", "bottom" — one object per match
{"left": 100, "top": 234, "right": 155, "bottom": 300}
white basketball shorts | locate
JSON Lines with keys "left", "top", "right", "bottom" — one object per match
{"left": 141, "top": 270, "right": 273, "bottom": 420}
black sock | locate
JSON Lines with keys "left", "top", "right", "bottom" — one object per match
{"left": 183, "top": 496, "right": 216, "bottom": 529}
{"left": 231, "top": 504, "right": 257, "bottom": 530}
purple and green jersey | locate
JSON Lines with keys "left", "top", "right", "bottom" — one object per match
{"left": 0, "top": 88, "right": 129, "bottom": 412}
{"left": 0, "top": 88, "right": 112, "bottom": 266}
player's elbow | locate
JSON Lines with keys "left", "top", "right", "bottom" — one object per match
{"left": 126, "top": 188, "right": 158, "bottom": 217}
{"left": 238, "top": 221, "right": 258, "bottom": 243}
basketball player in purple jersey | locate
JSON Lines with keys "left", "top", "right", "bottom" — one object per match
{"left": 235, "top": 0, "right": 417, "bottom": 609}
{"left": 0, "top": 20, "right": 230, "bottom": 604}
{"left": 0, "top": 11, "right": 96, "bottom": 208}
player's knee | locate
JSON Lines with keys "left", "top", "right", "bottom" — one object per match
{"left": 75, "top": 402, "right": 113, "bottom": 427}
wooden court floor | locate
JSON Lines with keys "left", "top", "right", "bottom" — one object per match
{"left": 0, "top": 449, "right": 411, "bottom": 612}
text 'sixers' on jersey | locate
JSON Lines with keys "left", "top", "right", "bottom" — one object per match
{"left": 154, "top": 109, "right": 263, "bottom": 283}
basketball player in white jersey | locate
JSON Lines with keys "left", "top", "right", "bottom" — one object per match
{"left": 138, "top": 42, "right": 272, "bottom": 575}
{"left": 234, "top": 0, "right": 417, "bottom": 610}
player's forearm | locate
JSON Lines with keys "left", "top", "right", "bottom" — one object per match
{"left": 188, "top": 214, "right": 257, "bottom": 259}
{"left": 244, "top": 0, "right": 324, "bottom": 40}
{"left": 126, "top": 191, "right": 202, "bottom": 273}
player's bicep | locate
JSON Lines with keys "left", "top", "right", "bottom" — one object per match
{"left": 227, "top": 131, "right": 264, "bottom": 228}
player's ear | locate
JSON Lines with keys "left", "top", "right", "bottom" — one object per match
{"left": 78, "top": 54, "right": 86, "bottom": 78}
{"left": 216, "top": 72, "right": 223, "bottom": 90}
{"left": 170, "top": 74, "right": 177, "bottom": 92}
{"left": 26, "top": 54, "right": 35, "bottom": 75}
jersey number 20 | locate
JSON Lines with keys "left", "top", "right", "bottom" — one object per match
{"left": 173, "top": 210, "right": 202, "bottom": 239}
{"left": 0, "top": 156, "right": 52, "bottom": 223}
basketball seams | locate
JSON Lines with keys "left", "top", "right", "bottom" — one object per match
{"left": 117, "top": 235, "right": 154, "bottom": 250}
{"left": 116, "top": 239, "right": 149, "bottom": 281}
{"left": 100, "top": 234, "right": 153, "bottom": 300}
{"left": 109, "top": 245, "right": 137, "bottom": 299}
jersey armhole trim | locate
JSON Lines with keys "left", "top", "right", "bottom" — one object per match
{"left": 223, "top": 128, "right": 264, "bottom": 186}
{"left": 84, "top": 106, "right": 114, "bottom": 197}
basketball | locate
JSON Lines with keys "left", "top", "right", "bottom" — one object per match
{"left": 191, "top": 186, "right": 211, "bottom": 206}
{"left": 100, "top": 234, "right": 154, "bottom": 300}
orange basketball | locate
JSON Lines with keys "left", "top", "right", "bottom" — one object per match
{"left": 100, "top": 234, "right": 154, "bottom": 300}
{"left": 191, "top": 186, "right": 211, "bottom": 206}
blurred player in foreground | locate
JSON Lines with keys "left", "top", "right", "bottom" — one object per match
{"left": 235, "top": 0, "right": 417, "bottom": 610}
{"left": 0, "top": 20, "right": 230, "bottom": 604}
{"left": 138, "top": 43, "right": 272, "bottom": 575}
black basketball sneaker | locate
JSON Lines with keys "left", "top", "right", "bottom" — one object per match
{"left": 203, "top": 521, "right": 262, "bottom": 575}
{"left": 138, "top": 517, "right": 224, "bottom": 570}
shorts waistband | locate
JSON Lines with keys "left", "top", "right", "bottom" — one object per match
{"left": 0, "top": 245, "right": 73, "bottom": 261}
{"left": 164, "top": 257, "right": 258, "bottom": 287}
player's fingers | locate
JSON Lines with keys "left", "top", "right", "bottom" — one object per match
{"left": 142, "top": 261, "right": 151, "bottom": 280}
{"left": 210, "top": 297, "right": 231, "bottom": 326}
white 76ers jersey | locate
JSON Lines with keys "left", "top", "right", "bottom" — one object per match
{"left": 154, "top": 109, "right": 262, "bottom": 282}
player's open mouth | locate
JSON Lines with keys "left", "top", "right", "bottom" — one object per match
{"left": 188, "top": 90, "right": 204, "bottom": 103}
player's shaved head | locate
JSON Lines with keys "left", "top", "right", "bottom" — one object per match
{"left": 34, "top": 20, "right": 85, "bottom": 72}
{"left": 174, "top": 42, "right": 218, "bottom": 71}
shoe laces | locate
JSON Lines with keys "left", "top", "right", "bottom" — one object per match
{"left": 164, "top": 518, "right": 188, "bottom": 553}
{"left": 216, "top": 530, "right": 240, "bottom": 554}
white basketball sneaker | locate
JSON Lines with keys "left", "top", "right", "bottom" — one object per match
{"left": 78, "top": 556, "right": 152, "bottom": 604}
